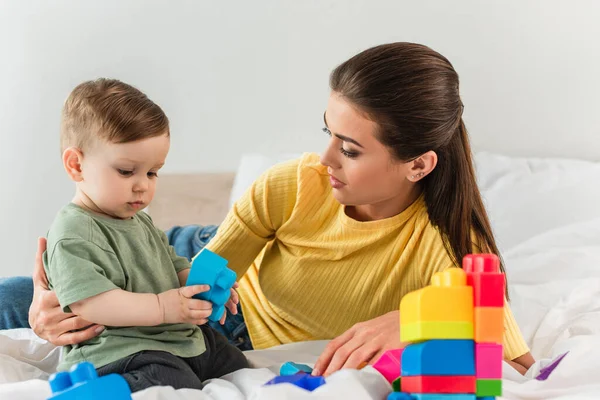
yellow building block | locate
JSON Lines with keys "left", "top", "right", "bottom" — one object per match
{"left": 401, "top": 321, "right": 474, "bottom": 342}
{"left": 400, "top": 268, "right": 474, "bottom": 325}
{"left": 474, "top": 307, "right": 504, "bottom": 344}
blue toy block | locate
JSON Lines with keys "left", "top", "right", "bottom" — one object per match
{"left": 48, "top": 362, "right": 131, "bottom": 399}
{"left": 280, "top": 361, "right": 313, "bottom": 376}
{"left": 387, "top": 392, "right": 414, "bottom": 399}
{"left": 411, "top": 395, "right": 476, "bottom": 400}
{"left": 402, "top": 339, "right": 475, "bottom": 377}
{"left": 264, "top": 373, "right": 325, "bottom": 391}
{"left": 476, "top": 397, "right": 496, "bottom": 400}
{"left": 185, "top": 248, "right": 237, "bottom": 322}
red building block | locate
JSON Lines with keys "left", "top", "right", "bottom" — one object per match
{"left": 463, "top": 254, "right": 505, "bottom": 307}
{"left": 401, "top": 375, "right": 476, "bottom": 394}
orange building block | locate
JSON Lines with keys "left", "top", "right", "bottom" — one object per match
{"left": 474, "top": 307, "right": 504, "bottom": 344}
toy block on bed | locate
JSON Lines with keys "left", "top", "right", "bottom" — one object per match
{"left": 280, "top": 361, "right": 313, "bottom": 376}
{"left": 48, "top": 362, "right": 132, "bottom": 400}
{"left": 373, "top": 348, "right": 404, "bottom": 383}
{"left": 388, "top": 254, "right": 504, "bottom": 399}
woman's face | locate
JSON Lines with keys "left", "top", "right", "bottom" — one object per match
{"left": 320, "top": 92, "right": 417, "bottom": 210}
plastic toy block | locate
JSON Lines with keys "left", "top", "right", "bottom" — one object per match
{"left": 401, "top": 268, "right": 473, "bottom": 324}
{"left": 400, "top": 269, "right": 474, "bottom": 343}
{"left": 264, "top": 373, "right": 325, "bottom": 391}
{"left": 412, "top": 395, "right": 476, "bottom": 400}
{"left": 392, "top": 377, "right": 401, "bottom": 391}
{"left": 186, "top": 248, "right": 237, "bottom": 322}
{"left": 48, "top": 362, "right": 131, "bottom": 400}
{"left": 462, "top": 254, "right": 500, "bottom": 274}
{"left": 476, "top": 398, "right": 496, "bottom": 400}
{"left": 463, "top": 254, "right": 505, "bottom": 308}
{"left": 387, "top": 393, "right": 413, "bottom": 400}
{"left": 474, "top": 307, "right": 503, "bottom": 344}
{"left": 280, "top": 362, "right": 313, "bottom": 376}
{"left": 373, "top": 348, "right": 403, "bottom": 383}
{"left": 402, "top": 375, "right": 476, "bottom": 394}
{"left": 476, "top": 379, "right": 502, "bottom": 397}
{"left": 402, "top": 339, "right": 475, "bottom": 376}
{"left": 475, "top": 343, "right": 502, "bottom": 379}
{"left": 401, "top": 320, "right": 474, "bottom": 343}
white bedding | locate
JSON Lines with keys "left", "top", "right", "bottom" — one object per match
{"left": 2, "top": 152, "right": 600, "bottom": 399}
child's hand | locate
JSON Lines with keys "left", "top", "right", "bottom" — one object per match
{"left": 157, "top": 285, "right": 213, "bottom": 325}
{"left": 219, "top": 282, "right": 240, "bottom": 325}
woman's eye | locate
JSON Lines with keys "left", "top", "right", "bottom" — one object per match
{"left": 117, "top": 169, "right": 133, "bottom": 176}
{"left": 340, "top": 148, "right": 359, "bottom": 159}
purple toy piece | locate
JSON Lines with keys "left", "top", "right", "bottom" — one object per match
{"left": 535, "top": 351, "right": 569, "bottom": 381}
{"left": 265, "top": 373, "right": 326, "bottom": 391}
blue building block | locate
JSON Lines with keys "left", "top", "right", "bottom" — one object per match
{"left": 186, "top": 248, "right": 237, "bottom": 322}
{"left": 411, "top": 395, "right": 476, "bottom": 400}
{"left": 264, "top": 373, "right": 325, "bottom": 391}
{"left": 280, "top": 362, "right": 313, "bottom": 376}
{"left": 476, "top": 397, "right": 496, "bottom": 400}
{"left": 388, "top": 393, "right": 414, "bottom": 399}
{"left": 48, "top": 362, "right": 131, "bottom": 400}
{"left": 402, "top": 339, "right": 475, "bottom": 377}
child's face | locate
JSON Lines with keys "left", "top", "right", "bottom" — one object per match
{"left": 78, "top": 133, "right": 170, "bottom": 219}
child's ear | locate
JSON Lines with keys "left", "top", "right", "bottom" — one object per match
{"left": 62, "top": 147, "right": 84, "bottom": 182}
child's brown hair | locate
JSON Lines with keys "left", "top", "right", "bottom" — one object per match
{"left": 60, "top": 78, "right": 169, "bottom": 152}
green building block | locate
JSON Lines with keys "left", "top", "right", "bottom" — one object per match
{"left": 476, "top": 379, "right": 502, "bottom": 397}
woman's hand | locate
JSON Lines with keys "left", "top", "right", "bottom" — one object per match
{"left": 219, "top": 283, "right": 240, "bottom": 325}
{"left": 28, "top": 237, "right": 104, "bottom": 345}
{"left": 313, "top": 310, "right": 402, "bottom": 377}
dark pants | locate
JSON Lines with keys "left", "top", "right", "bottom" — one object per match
{"left": 97, "top": 324, "right": 249, "bottom": 392}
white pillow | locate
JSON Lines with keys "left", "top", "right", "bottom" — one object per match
{"left": 228, "top": 153, "right": 302, "bottom": 209}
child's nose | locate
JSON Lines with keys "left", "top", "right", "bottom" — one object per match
{"left": 133, "top": 178, "right": 149, "bottom": 192}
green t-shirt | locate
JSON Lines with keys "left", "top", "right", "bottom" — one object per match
{"left": 44, "top": 203, "right": 205, "bottom": 371}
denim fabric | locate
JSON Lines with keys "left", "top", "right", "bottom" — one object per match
{"left": 165, "top": 224, "right": 219, "bottom": 261}
{"left": 166, "top": 225, "right": 252, "bottom": 351}
{"left": 0, "top": 276, "right": 33, "bottom": 330}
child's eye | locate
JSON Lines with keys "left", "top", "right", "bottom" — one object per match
{"left": 147, "top": 171, "right": 159, "bottom": 178}
{"left": 117, "top": 169, "right": 133, "bottom": 176}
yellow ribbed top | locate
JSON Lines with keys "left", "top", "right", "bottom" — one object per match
{"left": 206, "top": 153, "right": 529, "bottom": 360}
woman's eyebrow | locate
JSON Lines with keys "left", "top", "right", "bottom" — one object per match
{"left": 323, "top": 112, "right": 364, "bottom": 148}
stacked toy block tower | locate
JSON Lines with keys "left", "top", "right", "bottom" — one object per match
{"left": 394, "top": 253, "right": 505, "bottom": 400}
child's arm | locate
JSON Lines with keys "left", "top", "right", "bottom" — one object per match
{"left": 70, "top": 285, "right": 211, "bottom": 327}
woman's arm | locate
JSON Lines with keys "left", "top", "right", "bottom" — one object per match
{"left": 507, "top": 352, "right": 535, "bottom": 374}
{"left": 29, "top": 237, "right": 104, "bottom": 345}
{"left": 205, "top": 159, "right": 300, "bottom": 277}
